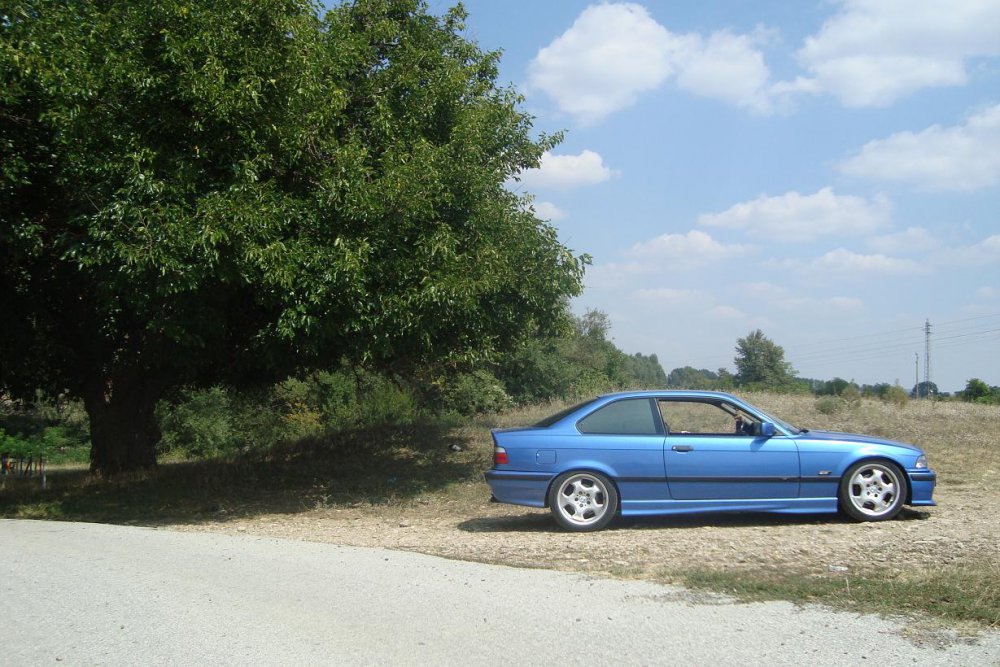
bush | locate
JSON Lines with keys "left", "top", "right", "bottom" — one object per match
{"left": 883, "top": 385, "right": 909, "bottom": 408}
{"left": 815, "top": 396, "right": 841, "bottom": 415}
{"left": 354, "top": 371, "right": 420, "bottom": 425}
{"left": 157, "top": 386, "right": 241, "bottom": 458}
{"left": 841, "top": 384, "right": 862, "bottom": 408}
{"left": 0, "top": 396, "right": 90, "bottom": 464}
{"left": 437, "top": 370, "right": 513, "bottom": 416}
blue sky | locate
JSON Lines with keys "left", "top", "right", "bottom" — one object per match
{"left": 424, "top": 1, "right": 1000, "bottom": 392}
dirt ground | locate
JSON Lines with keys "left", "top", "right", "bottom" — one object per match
{"left": 172, "top": 395, "right": 1000, "bottom": 629}
{"left": 175, "top": 479, "right": 998, "bottom": 582}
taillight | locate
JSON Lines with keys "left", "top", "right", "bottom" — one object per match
{"left": 493, "top": 446, "right": 508, "bottom": 465}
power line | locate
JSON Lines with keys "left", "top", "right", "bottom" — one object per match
{"left": 785, "top": 312, "right": 1000, "bottom": 357}
{"left": 787, "top": 318, "right": 1000, "bottom": 381}
{"left": 788, "top": 323, "right": 1000, "bottom": 365}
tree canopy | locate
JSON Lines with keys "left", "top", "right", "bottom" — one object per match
{"left": 961, "top": 378, "right": 999, "bottom": 404}
{"left": 0, "top": 0, "right": 585, "bottom": 473}
{"left": 733, "top": 329, "right": 796, "bottom": 390}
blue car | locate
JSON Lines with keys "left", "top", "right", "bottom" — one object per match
{"left": 485, "top": 390, "right": 936, "bottom": 531}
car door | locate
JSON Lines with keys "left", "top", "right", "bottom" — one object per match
{"left": 575, "top": 397, "right": 669, "bottom": 506}
{"left": 659, "top": 398, "right": 800, "bottom": 501}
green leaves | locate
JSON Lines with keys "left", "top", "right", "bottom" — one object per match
{"left": 1, "top": 0, "right": 585, "bottom": 460}
{"left": 734, "top": 329, "right": 797, "bottom": 390}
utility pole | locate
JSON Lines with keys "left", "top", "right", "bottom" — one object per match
{"left": 914, "top": 352, "right": 919, "bottom": 396}
{"left": 924, "top": 318, "right": 932, "bottom": 398}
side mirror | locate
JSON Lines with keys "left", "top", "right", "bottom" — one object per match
{"left": 759, "top": 422, "right": 776, "bottom": 437}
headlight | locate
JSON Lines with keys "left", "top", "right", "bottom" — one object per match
{"left": 915, "top": 455, "right": 928, "bottom": 469}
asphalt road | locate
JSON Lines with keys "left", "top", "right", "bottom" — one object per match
{"left": 1, "top": 520, "right": 997, "bottom": 666}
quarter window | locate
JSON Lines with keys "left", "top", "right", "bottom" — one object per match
{"left": 577, "top": 398, "right": 661, "bottom": 435}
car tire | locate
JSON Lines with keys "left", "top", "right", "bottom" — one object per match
{"left": 548, "top": 471, "right": 619, "bottom": 532}
{"left": 839, "top": 460, "right": 906, "bottom": 521}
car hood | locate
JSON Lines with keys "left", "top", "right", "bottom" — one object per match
{"left": 797, "top": 429, "right": 922, "bottom": 453}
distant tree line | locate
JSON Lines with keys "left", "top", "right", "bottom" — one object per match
{"left": 961, "top": 378, "right": 1000, "bottom": 405}
{"left": 661, "top": 329, "right": 995, "bottom": 405}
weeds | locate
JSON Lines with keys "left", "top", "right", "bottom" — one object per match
{"left": 673, "top": 563, "right": 1000, "bottom": 629}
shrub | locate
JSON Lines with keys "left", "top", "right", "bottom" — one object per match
{"left": 883, "top": 385, "right": 909, "bottom": 408}
{"left": 438, "top": 370, "right": 513, "bottom": 416}
{"left": 157, "top": 386, "right": 241, "bottom": 458}
{"left": 0, "top": 396, "right": 90, "bottom": 464}
{"left": 815, "top": 396, "right": 841, "bottom": 415}
{"left": 841, "top": 384, "right": 862, "bottom": 408}
{"left": 355, "top": 371, "right": 419, "bottom": 425}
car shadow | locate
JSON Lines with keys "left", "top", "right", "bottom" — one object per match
{"left": 457, "top": 506, "right": 931, "bottom": 533}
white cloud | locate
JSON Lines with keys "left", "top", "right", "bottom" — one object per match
{"left": 533, "top": 201, "right": 567, "bottom": 222}
{"left": 675, "top": 30, "right": 774, "bottom": 113}
{"left": 866, "top": 227, "right": 938, "bottom": 254}
{"left": 914, "top": 233, "right": 1000, "bottom": 268}
{"left": 697, "top": 187, "right": 891, "bottom": 242}
{"left": 975, "top": 286, "right": 997, "bottom": 299}
{"left": 527, "top": 3, "right": 776, "bottom": 123}
{"left": 839, "top": 105, "right": 1000, "bottom": 191}
{"left": 949, "top": 234, "right": 1000, "bottom": 263}
{"left": 626, "top": 229, "right": 752, "bottom": 269}
{"left": 744, "top": 282, "right": 863, "bottom": 311}
{"left": 634, "top": 288, "right": 709, "bottom": 306}
{"left": 785, "top": 0, "right": 1000, "bottom": 107}
{"left": 515, "top": 150, "right": 613, "bottom": 190}
{"left": 527, "top": 3, "right": 676, "bottom": 125}
{"left": 808, "top": 248, "right": 923, "bottom": 274}
{"left": 828, "top": 296, "right": 865, "bottom": 310}
{"left": 707, "top": 305, "right": 746, "bottom": 320}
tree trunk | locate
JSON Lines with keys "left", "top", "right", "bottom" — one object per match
{"left": 83, "top": 366, "right": 165, "bottom": 476}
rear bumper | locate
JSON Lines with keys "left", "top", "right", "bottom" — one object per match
{"left": 484, "top": 470, "right": 553, "bottom": 508}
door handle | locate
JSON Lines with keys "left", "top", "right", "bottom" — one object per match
{"left": 671, "top": 445, "right": 693, "bottom": 452}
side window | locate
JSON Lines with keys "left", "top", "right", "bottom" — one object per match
{"left": 659, "top": 400, "right": 758, "bottom": 435}
{"left": 578, "top": 399, "right": 661, "bottom": 435}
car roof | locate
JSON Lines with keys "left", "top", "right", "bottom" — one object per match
{"left": 597, "top": 389, "right": 739, "bottom": 400}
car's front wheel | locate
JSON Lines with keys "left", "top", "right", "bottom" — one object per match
{"left": 548, "top": 471, "right": 618, "bottom": 532}
{"left": 839, "top": 460, "right": 906, "bottom": 521}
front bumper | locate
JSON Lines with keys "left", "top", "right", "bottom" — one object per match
{"left": 908, "top": 470, "right": 937, "bottom": 506}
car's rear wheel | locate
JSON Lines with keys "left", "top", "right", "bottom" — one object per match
{"left": 548, "top": 471, "right": 618, "bottom": 532}
{"left": 839, "top": 460, "right": 905, "bottom": 521}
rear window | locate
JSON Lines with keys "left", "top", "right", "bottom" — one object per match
{"left": 533, "top": 399, "right": 598, "bottom": 428}
{"left": 577, "top": 398, "right": 661, "bottom": 435}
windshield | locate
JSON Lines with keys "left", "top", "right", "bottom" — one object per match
{"left": 750, "top": 405, "right": 801, "bottom": 435}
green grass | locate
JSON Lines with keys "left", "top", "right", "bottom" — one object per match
{"left": 672, "top": 562, "right": 1000, "bottom": 630}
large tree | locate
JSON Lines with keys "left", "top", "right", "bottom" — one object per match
{"left": 733, "top": 329, "right": 796, "bottom": 390}
{"left": 0, "top": 0, "right": 585, "bottom": 474}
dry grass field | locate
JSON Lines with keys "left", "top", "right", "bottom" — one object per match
{"left": 2, "top": 392, "right": 998, "bottom": 632}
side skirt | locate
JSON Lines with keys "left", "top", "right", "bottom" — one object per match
{"left": 620, "top": 497, "right": 838, "bottom": 517}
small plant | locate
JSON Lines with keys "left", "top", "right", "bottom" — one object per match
{"left": 883, "top": 385, "right": 909, "bottom": 408}
{"left": 815, "top": 396, "right": 841, "bottom": 415}
{"left": 841, "top": 384, "right": 862, "bottom": 408}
